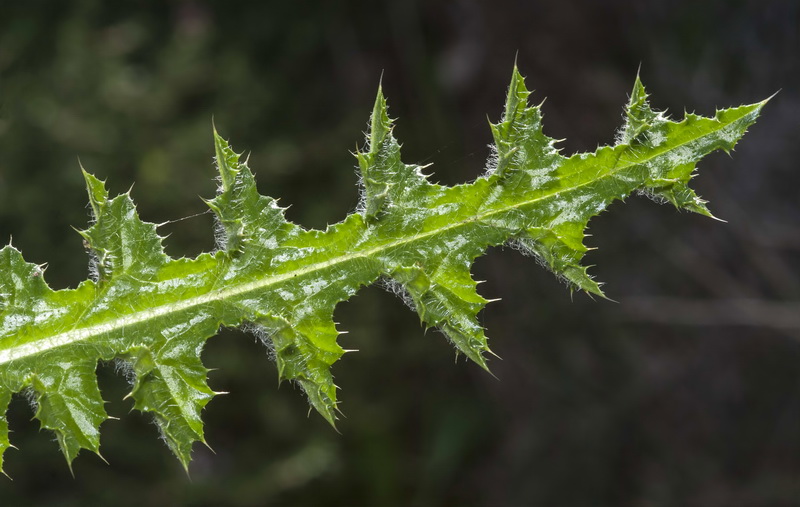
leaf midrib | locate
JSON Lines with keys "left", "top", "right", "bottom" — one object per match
{"left": 0, "top": 105, "right": 756, "bottom": 365}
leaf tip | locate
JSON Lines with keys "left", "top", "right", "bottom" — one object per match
{"left": 369, "top": 82, "right": 391, "bottom": 154}
{"left": 81, "top": 168, "right": 109, "bottom": 218}
{"left": 502, "top": 64, "right": 531, "bottom": 124}
{"left": 213, "top": 126, "right": 238, "bottom": 190}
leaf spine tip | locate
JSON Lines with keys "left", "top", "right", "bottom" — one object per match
{"left": 761, "top": 90, "right": 780, "bottom": 105}
{"left": 486, "top": 348, "right": 502, "bottom": 360}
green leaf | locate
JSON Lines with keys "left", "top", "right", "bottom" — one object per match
{"left": 0, "top": 66, "right": 767, "bottom": 473}
{"left": 0, "top": 390, "right": 9, "bottom": 473}
{"left": 356, "top": 85, "right": 430, "bottom": 221}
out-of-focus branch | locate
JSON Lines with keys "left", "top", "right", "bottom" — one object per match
{"left": 621, "top": 296, "right": 800, "bottom": 334}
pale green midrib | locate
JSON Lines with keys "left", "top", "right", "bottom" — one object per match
{"left": 0, "top": 108, "right": 755, "bottom": 365}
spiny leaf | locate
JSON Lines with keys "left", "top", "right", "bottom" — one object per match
{"left": 78, "top": 170, "right": 168, "bottom": 281}
{"left": 32, "top": 358, "right": 107, "bottom": 470}
{"left": 0, "top": 389, "right": 10, "bottom": 474}
{"left": 356, "top": 85, "right": 431, "bottom": 220}
{"left": 0, "top": 66, "right": 767, "bottom": 473}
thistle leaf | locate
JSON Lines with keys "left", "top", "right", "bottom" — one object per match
{"left": 0, "top": 389, "right": 10, "bottom": 473}
{"left": 0, "top": 66, "right": 767, "bottom": 472}
{"left": 356, "top": 86, "right": 431, "bottom": 220}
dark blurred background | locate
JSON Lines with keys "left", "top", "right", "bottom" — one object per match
{"left": 0, "top": 1, "right": 798, "bottom": 506}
